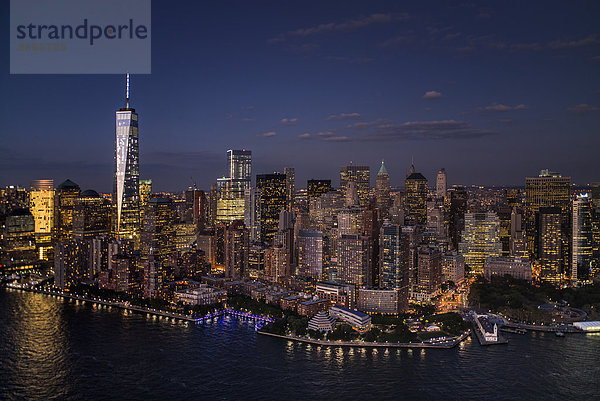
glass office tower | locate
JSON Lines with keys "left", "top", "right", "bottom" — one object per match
{"left": 113, "top": 74, "right": 140, "bottom": 240}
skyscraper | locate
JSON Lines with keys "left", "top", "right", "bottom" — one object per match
{"left": 244, "top": 188, "right": 261, "bottom": 243}
{"left": 217, "top": 150, "right": 251, "bottom": 223}
{"left": 404, "top": 164, "right": 428, "bottom": 225}
{"left": 537, "top": 207, "right": 562, "bottom": 284}
{"left": 73, "top": 190, "right": 111, "bottom": 240}
{"left": 336, "top": 234, "right": 373, "bottom": 288}
{"left": 379, "top": 223, "right": 409, "bottom": 291}
{"left": 1, "top": 209, "right": 36, "bottom": 270}
{"left": 458, "top": 212, "right": 502, "bottom": 274}
{"left": 307, "top": 179, "right": 332, "bottom": 203}
{"left": 29, "top": 179, "right": 54, "bottom": 260}
{"left": 525, "top": 170, "right": 570, "bottom": 278}
{"left": 340, "top": 164, "right": 370, "bottom": 207}
{"left": 572, "top": 195, "right": 593, "bottom": 282}
{"left": 224, "top": 220, "right": 249, "bottom": 279}
{"left": 54, "top": 179, "right": 81, "bottom": 243}
{"left": 436, "top": 168, "right": 447, "bottom": 199}
{"left": 449, "top": 186, "right": 468, "bottom": 250}
{"left": 228, "top": 149, "right": 252, "bottom": 179}
{"left": 297, "top": 229, "right": 324, "bottom": 280}
{"left": 256, "top": 173, "right": 287, "bottom": 244}
{"left": 141, "top": 197, "right": 176, "bottom": 262}
{"left": 510, "top": 207, "right": 527, "bottom": 257}
{"left": 417, "top": 246, "right": 442, "bottom": 298}
{"left": 375, "top": 160, "right": 391, "bottom": 218}
{"left": 113, "top": 73, "right": 140, "bottom": 241}
{"left": 139, "top": 178, "right": 152, "bottom": 223}
{"left": 284, "top": 167, "right": 295, "bottom": 213}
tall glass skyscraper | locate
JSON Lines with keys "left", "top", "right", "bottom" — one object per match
{"left": 113, "top": 74, "right": 140, "bottom": 240}
{"left": 217, "top": 150, "right": 252, "bottom": 223}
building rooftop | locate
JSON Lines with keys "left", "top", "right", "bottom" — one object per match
{"left": 330, "top": 305, "right": 369, "bottom": 319}
{"left": 378, "top": 160, "right": 388, "bottom": 175}
{"left": 406, "top": 172, "right": 427, "bottom": 181}
{"left": 81, "top": 189, "right": 100, "bottom": 198}
{"left": 58, "top": 179, "right": 80, "bottom": 190}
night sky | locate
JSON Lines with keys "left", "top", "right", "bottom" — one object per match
{"left": 1, "top": 1, "right": 599, "bottom": 192}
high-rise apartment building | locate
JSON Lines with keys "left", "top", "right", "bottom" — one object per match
{"left": 297, "top": 230, "right": 324, "bottom": 280}
{"left": 1, "top": 208, "right": 36, "bottom": 270}
{"left": 244, "top": 188, "right": 261, "bottom": 243}
{"left": 336, "top": 234, "right": 373, "bottom": 288}
{"left": 379, "top": 223, "right": 409, "bottom": 291}
{"left": 54, "top": 239, "right": 90, "bottom": 290}
{"left": 224, "top": 220, "right": 249, "bottom": 279}
{"left": 417, "top": 246, "right": 442, "bottom": 296}
{"left": 29, "top": 179, "right": 54, "bottom": 260}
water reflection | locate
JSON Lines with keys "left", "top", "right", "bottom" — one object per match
{"left": 6, "top": 290, "right": 71, "bottom": 399}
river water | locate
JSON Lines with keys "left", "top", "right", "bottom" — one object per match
{"left": 1, "top": 288, "right": 598, "bottom": 400}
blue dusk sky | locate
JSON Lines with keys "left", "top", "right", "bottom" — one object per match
{"left": 1, "top": 1, "right": 599, "bottom": 192}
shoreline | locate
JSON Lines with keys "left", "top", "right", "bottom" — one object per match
{"left": 258, "top": 330, "right": 471, "bottom": 349}
{"left": 2, "top": 283, "right": 274, "bottom": 325}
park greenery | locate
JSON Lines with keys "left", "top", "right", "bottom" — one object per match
{"left": 469, "top": 276, "right": 600, "bottom": 322}
{"left": 264, "top": 306, "right": 467, "bottom": 343}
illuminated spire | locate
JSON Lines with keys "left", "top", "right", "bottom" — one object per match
{"left": 126, "top": 72, "right": 130, "bottom": 109}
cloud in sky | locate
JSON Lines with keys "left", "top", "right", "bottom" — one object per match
{"left": 478, "top": 103, "right": 528, "bottom": 112}
{"left": 281, "top": 117, "right": 298, "bottom": 125}
{"left": 362, "top": 120, "right": 496, "bottom": 141}
{"left": 378, "top": 35, "right": 414, "bottom": 49}
{"left": 297, "top": 133, "right": 311, "bottom": 139}
{"left": 327, "top": 112, "right": 361, "bottom": 121}
{"left": 310, "top": 120, "right": 496, "bottom": 142}
{"left": 258, "top": 131, "right": 277, "bottom": 137}
{"left": 323, "top": 135, "right": 350, "bottom": 142}
{"left": 346, "top": 119, "right": 391, "bottom": 129}
{"left": 270, "top": 13, "right": 410, "bottom": 43}
{"left": 423, "top": 90, "right": 443, "bottom": 99}
{"left": 567, "top": 104, "right": 600, "bottom": 114}
{"left": 242, "top": 118, "right": 255, "bottom": 122}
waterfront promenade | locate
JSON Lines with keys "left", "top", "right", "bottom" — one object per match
{"left": 258, "top": 330, "right": 471, "bottom": 349}
{"left": 3, "top": 283, "right": 274, "bottom": 325}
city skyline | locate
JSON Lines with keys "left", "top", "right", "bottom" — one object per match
{"left": 2, "top": 1, "right": 600, "bottom": 191}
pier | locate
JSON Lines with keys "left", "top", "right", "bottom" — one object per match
{"left": 471, "top": 313, "right": 508, "bottom": 345}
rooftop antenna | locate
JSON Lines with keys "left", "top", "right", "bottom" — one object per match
{"left": 126, "top": 72, "right": 130, "bottom": 109}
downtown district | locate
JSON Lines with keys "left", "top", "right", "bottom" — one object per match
{"left": 2, "top": 79, "right": 599, "bottom": 340}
